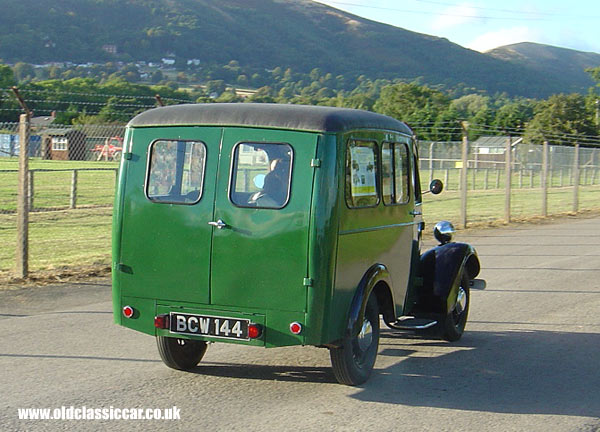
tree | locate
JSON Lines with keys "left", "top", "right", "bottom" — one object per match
{"left": 0, "top": 64, "right": 15, "bottom": 87}
{"left": 13, "top": 62, "right": 35, "bottom": 83}
{"left": 151, "top": 70, "right": 164, "bottom": 84}
{"left": 524, "top": 93, "right": 597, "bottom": 145}
{"left": 205, "top": 80, "right": 226, "bottom": 96}
{"left": 246, "top": 86, "right": 275, "bottom": 103}
{"left": 493, "top": 98, "right": 536, "bottom": 132}
{"left": 373, "top": 83, "right": 451, "bottom": 140}
{"left": 585, "top": 67, "right": 600, "bottom": 84}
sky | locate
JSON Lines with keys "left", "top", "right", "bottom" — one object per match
{"left": 315, "top": 0, "right": 600, "bottom": 54}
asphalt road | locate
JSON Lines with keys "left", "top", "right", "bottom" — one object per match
{"left": 1, "top": 216, "right": 600, "bottom": 431}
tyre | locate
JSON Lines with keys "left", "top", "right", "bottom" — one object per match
{"left": 156, "top": 336, "right": 208, "bottom": 371}
{"left": 329, "top": 293, "right": 380, "bottom": 385}
{"left": 441, "top": 271, "right": 470, "bottom": 342}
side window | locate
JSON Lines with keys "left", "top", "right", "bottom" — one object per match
{"left": 395, "top": 143, "right": 410, "bottom": 204}
{"left": 230, "top": 142, "right": 293, "bottom": 209}
{"left": 146, "top": 140, "right": 206, "bottom": 204}
{"left": 382, "top": 142, "right": 410, "bottom": 205}
{"left": 382, "top": 143, "right": 394, "bottom": 204}
{"left": 346, "top": 140, "right": 379, "bottom": 208}
{"left": 413, "top": 153, "right": 422, "bottom": 203}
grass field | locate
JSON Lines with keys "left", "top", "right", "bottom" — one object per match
{"left": 0, "top": 158, "right": 118, "bottom": 212}
{"left": 1, "top": 159, "right": 599, "bottom": 278}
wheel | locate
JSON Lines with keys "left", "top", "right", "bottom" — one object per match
{"left": 329, "top": 293, "right": 380, "bottom": 385}
{"left": 156, "top": 336, "right": 208, "bottom": 371}
{"left": 112, "top": 151, "right": 121, "bottom": 162}
{"left": 441, "top": 271, "right": 470, "bottom": 342}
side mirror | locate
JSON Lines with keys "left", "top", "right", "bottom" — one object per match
{"left": 428, "top": 179, "right": 443, "bottom": 195}
{"left": 433, "top": 220, "right": 455, "bottom": 245}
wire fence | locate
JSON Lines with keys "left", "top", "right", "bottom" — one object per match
{"left": 1, "top": 116, "right": 599, "bottom": 280}
{"left": 1, "top": 120, "right": 122, "bottom": 279}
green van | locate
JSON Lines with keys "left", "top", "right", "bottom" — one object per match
{"left": 112, "top": 103, "right": 482, "bottom": 385}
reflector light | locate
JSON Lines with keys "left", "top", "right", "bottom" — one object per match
{"left": 122, "top": 305, "right": 134, "bottom": 318}
{"left": 248, "top": 323, "right": 262, "bottom": 339}
{"left": 290, "top": 322, "right": 302, "bottom": 335}
{"left": 154, "top": 314, "right": 169, "bottom": 329}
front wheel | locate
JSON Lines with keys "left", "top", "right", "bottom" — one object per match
{"left": 156, "top": 336, "right": 208, "bottom": 371}
{"left": 329, "top": 293, "right": 380, "bottom": 385}
{"left": 441, "top": 272, "right": 470, "bottom": 342}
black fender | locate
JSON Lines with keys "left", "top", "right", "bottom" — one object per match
{"left": 416, "top": 242, "right": 480, "bottom": 315}
{"left": 346, "top": 264, "right": 393, "bottom": 336}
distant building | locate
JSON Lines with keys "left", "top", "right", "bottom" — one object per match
{"left": 102, "top": 44, "right": 118, "bottom": 55}
{"left": 31, "top": 111, "right": 56, "bottom": 129}
{"left": 187, "top": 59, "right": 201, "bottom": 66}
{"left": 41, "top": 128, "right": 87, "bottom": 161}
{"left": 472, "top": 136, "right": 522, "bottom": 168}
{"left": 162, "top": 58, "right": 176, "bottom": 66}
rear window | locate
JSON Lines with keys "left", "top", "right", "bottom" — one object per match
{"left": 230, "top": 142, "right": 293, "bottom": 209}
{"left": 146, "top": 140, "right": 206, "bottom": 204}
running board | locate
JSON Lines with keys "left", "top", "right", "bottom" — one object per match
{"left": 388, "top": 317, "right": 438, "bottom": 330}
{"left": 470, "top": 279, "right": 486, "bottom": 290}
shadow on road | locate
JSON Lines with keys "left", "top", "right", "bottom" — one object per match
{"left": 189, "top": 361, "right": 336, "bottom": 384}
{"left": 351, "top": 328, "right": 600, "bottom": 417}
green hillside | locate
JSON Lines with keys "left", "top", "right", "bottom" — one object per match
{"left": 0, "top": 0, "right": 598, "bottom": 97}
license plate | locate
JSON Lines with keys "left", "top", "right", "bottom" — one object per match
{"left": 169, "top": 312, "right": 249, "bottom": 340}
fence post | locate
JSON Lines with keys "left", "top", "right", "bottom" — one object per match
{"left": 519, "top": 170, "right": 523, "bottom": 188}
{"left": 505, "top": 136, "right": 512, "bottom": 223}
{"left": 70, "top": 170, "right": 78, "bottom": 209}
{"left": 573, "top": 143, "right": 580, "bottom": 213}
{"left": 484, "top": 169, "right": 489, "bottom": 190}
{"left": 460, "top": 122, "right": 469, "bottom": 228}
{"left": 16, "top": 113, "right": 30, "bottom": 278}
{"left": 559, "top": 169, "right": 564, "bottom": 187}
{"left": 529, "top": 170, "right": 534, "bottom": 188}
{"left": 541, "top": 141, "right": 548, "bottom": 217}
{"left": 444, "top": 169, "right": 449, "bottom": 190}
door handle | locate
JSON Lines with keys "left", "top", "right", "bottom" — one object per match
{"left": 409, "top": 210, "right": 422, "bottom": 216}
{"left": 208, "top": 219, "right": 227, "bottom": 229}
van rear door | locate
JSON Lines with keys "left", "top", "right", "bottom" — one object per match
{"left": 117, "top": 127, "right": 220, "bottom": 304}
{"left": 209, "top": 128, "right": 318, "bottom": 313}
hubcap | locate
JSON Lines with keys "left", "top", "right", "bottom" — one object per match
{"left": 357, "top": 318, "right": 373, "bottom": 351}
{"left": 455, "top": 287, "right": 467, "bottom": 315}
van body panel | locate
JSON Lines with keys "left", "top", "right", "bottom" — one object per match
{"left": 304, "top": 134, "right": 341, "bottom": 345}
{"left": 329, "top": 130, "right": 415, "bottom": 342}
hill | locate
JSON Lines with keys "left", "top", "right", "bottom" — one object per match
{"left": 486, "top": 42, "right": 600, "bottom": 92}
{"left": 1, "top": 0, "right": 599, "bottom": 98}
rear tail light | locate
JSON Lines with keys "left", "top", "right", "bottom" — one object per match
{"left": 290, "top": 322, "right": 302, "bottom": 335}
{"left": 248, "top": 323, "right": 262, "bottom": 339}
{"left": 122, "top": 305, "right": 134, "bottom": 318}
{"left": 154, "top": 314, "right": 169, "bottom": 329}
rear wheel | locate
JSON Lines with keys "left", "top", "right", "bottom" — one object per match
{"left": 441, "top": 271, "right": 470, "bottom": 342}
{"left": 329, "top": 293, "right": 380, "bottom": 385}
{"left": 156, "top": 336, "right": 208, "bottom": 370}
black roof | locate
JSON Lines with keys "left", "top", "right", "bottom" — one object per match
{"left": 128, "top": 103, "right": 413, "bottom": 135}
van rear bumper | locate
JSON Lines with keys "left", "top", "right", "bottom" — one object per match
{"left": 117, "top": 296, "right": 306, "bottom": 348}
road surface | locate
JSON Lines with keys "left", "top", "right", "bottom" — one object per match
{"left": 1, "top": 216, "right": 599, "bottom": 431}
